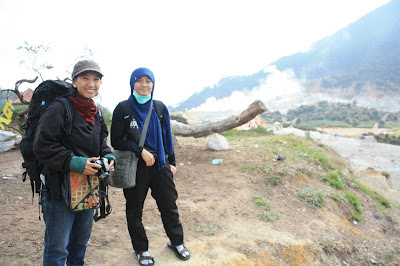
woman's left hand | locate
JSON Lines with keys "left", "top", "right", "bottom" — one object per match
{"left": 170, "top": 165, "right": 177, "bottom": 175}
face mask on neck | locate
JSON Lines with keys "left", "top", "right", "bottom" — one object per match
{"left": 133, "top": 91, "right": 151, "bottom": 104}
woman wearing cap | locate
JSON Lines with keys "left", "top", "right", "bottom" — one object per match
{"left": 111, "top": 67, "right": 190, "bottom": 265}
{"left": 33, "top": 60, "right": 116, "bottom": 266}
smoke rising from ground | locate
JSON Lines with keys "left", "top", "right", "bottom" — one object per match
{"left": 192, "top": 65, "right": 306, "bottom": 113}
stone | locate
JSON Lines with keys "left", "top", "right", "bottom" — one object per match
{"left": 0, "top": 139, "right": 16, "bottom": 152}
{"left": 0, "top": 130, "right": 16, "bottom": 141}
{"left": 206, "top": 133, "right": 230, "bottom": 151}
{"left": 0, "top": 130, "right": 19, "bottom": 152}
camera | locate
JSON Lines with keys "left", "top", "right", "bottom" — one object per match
{"left": 92, "top": 158, "right": 110, "bottom": 179}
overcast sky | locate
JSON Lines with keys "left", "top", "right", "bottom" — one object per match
{"left": 0, "top": 0, "right": 391, "bottom": 111}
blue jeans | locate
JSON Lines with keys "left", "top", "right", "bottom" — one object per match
{"left": 41, "top": 189, "right": 94, "bottom": 266}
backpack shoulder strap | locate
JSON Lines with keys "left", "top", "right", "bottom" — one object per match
{"left": 153, "top": 100, "right": 165, "bottom": 125}
{"left": 120, "top": 100, "right": 133, "bottom": 116}
{"left": 96, "top": 107, "right": 105, "bottom": 124}
{"left": 57, "top": 97, "right": 74, "bottom": 135}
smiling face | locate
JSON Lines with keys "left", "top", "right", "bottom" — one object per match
{"left": 133, "top": 75, "right": 153, "bottom": 96}
{"left": 72, "top": 71, "right": 102, "bottom": 99}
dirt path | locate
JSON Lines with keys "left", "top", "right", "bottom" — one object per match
{"left": 317, "top": 126, "right": 385, "bottom": 135}
{"left": 1, "top": 136, "right": 400, "bottom": 265}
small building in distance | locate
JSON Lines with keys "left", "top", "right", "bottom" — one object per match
{"left": 9, "top": 88, "right": 33, "bottom": 106}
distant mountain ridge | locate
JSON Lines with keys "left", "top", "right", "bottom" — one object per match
{"left": 174, "top": 0, "right": 400, "bottom": 112}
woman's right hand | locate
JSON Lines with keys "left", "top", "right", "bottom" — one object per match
{"left": 141, "top": 149, "right": 155, "bottom": 167}
{"left": 83, "top": 157, "right": 101, "bottom": 175}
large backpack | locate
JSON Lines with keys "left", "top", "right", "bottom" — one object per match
{"left": 20, "top": 80, "right": 76, "bottom": 199}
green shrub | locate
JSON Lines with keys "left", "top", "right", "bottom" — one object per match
{"left": 298, "top": 187, "right": 326, "bottom": 208}
{"left": 322, "top": 172, "right": 345, "bottom": 189}
{"left": 351, "top": 179, "right": 391, "bottom": 213}
{"left": 266, "top": 175, "right": 281, "bottom": 185}
{"left": 252, "top": 195, "right": 270, "bottom": 210}
{"left": 258, "top": 211, "right": 280, "bottom": 222}
{"left": 345, "top": 190, "right": 364, "bottom": 222}
{"left": 330, "top": 193, "right": 344, "bottom": 202}
{"left": 266, "top": 168, "right": 286, "bottom": 185}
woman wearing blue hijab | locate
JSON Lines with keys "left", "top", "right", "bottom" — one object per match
{"left": 111, "top": 68, "right": 190, "bottom": 265}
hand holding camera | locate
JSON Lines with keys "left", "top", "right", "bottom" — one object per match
{"left": 83, "top": 157, "right": 110, "bottom": 178}
{"left": 91, "top": 158, "right": 110, "bottom": 179}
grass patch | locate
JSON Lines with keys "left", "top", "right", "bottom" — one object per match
{"left": 223, "top": 173, "right": 235, "bottom": 178}
{"left": 394, "top": 246, "right": 400, "bottom": 254}
{"left": 221, "top": 127, "right": 271, "bottom": 140}
{"left": 345, "top": 190, "right": 364, "bottom": 222}
{"left": 296, "top": 168, "right": 312, "bottom": 175}
{"left": 329, "top": 193, "right": 344, "bottom": 202}
{"left": 276, "top": 168, "right": 288, "bottom": 176}
{"left": 252, "top": 195, "right": 270, "bottom": 209}
{"left": 239, "top": 165, "right": 283, "bottom": 185}
{"left": 258, "top": 211, "right": 280, "bottom": 222}
{"left": 195, "top": 222, "right": 221, "bottom": 236}
{"left": 266, "top": 168, "right": 287, "bottom": 185}
{"left": 321, "top": 171, "right": 345, "bottom": 189}
{"left": 286, "top": 139, "right": 334, "bottom": 171}
{"left": 231, "top": 134, "right": 342, "bottom": 173}
{"left": 239, "top": 165, "right": 264, "bottom": 173}
{"left": 266, "top": 175, "right": 281, "bottom": 185}
{"left": 298, "top": 187, "right": 326, "bottom": 208}
{"left": 351, "top": 179, "right": 391, "bottom": 214}
{"left": 252, "top": 195, "right": 279, "bottom": 222}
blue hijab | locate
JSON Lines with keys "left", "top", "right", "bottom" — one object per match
{"left": 128, "top": 67, "right": 174, "bottom": 171}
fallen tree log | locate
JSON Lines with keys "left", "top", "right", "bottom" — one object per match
{"left": 171, "top": 100, "right": 267, "bottom": 138}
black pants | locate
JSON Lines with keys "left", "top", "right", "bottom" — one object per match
{"left": 123, "top": 159, "right": 184, "bottom": 252}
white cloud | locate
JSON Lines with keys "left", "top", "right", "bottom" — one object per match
{"left": 0, "top": 0, "right": 390, "bottom": 111}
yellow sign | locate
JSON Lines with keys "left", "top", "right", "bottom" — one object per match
{"left": 0, "top": 102, "right": 15, "bottom": 130}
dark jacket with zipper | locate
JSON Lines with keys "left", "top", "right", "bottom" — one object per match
{"left": 33, "top": 99, "right": 112, "bottom": 200}
{"left": 110, "top": 100, "right": 176, "bottom": 166}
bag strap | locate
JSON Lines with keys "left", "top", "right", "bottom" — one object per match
{"left": 94, "top": 178, "right": 112, "bottom": 222}
{"left": 153, "top": 100, "right": 164, "bottom": 126}
{"left": 57, "top": 97, "right": 74, "bottom": 135}
{"left": 138, "top": 100, "right": 153, "bottom": 147}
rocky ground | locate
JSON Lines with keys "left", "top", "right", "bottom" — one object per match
{"left": 1, "top": 132, "right": 400, "bottom": 265}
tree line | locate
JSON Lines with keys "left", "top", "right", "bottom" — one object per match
{"left": 261, "top": 101, "right": 400, "bottom": 128}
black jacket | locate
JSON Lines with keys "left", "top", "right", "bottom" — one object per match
{"left": 33, "top": 99, "right": 112, "bottom": 199}
{"left": 110, "top": 100, "right": 176, "bottom": 166}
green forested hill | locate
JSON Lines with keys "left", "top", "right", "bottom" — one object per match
{"left": 261, "top": 101, "right": 400, "bottom": 128}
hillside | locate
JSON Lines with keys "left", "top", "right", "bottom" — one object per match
{"left": 260, "top": 101, "right": 400, "bottom": 128}
{"left": 174, "top": 0, "right": 400, "bottom": 112}
{"left": 1, "top": 132, "right": 399, "bottom": 265}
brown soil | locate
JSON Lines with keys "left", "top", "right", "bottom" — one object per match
{"left": 1, "top": 136, "right": 400, "bottom": 266}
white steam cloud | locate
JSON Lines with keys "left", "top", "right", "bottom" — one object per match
{"left": 192, "top": 65, "right": 306, "bottom": 114}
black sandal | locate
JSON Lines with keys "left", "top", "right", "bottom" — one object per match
{"left": 167, "top": 242, "right": 190, "bottom": 261}
{"left": 135, "top": 251, "right": 155, "bottom": 266}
